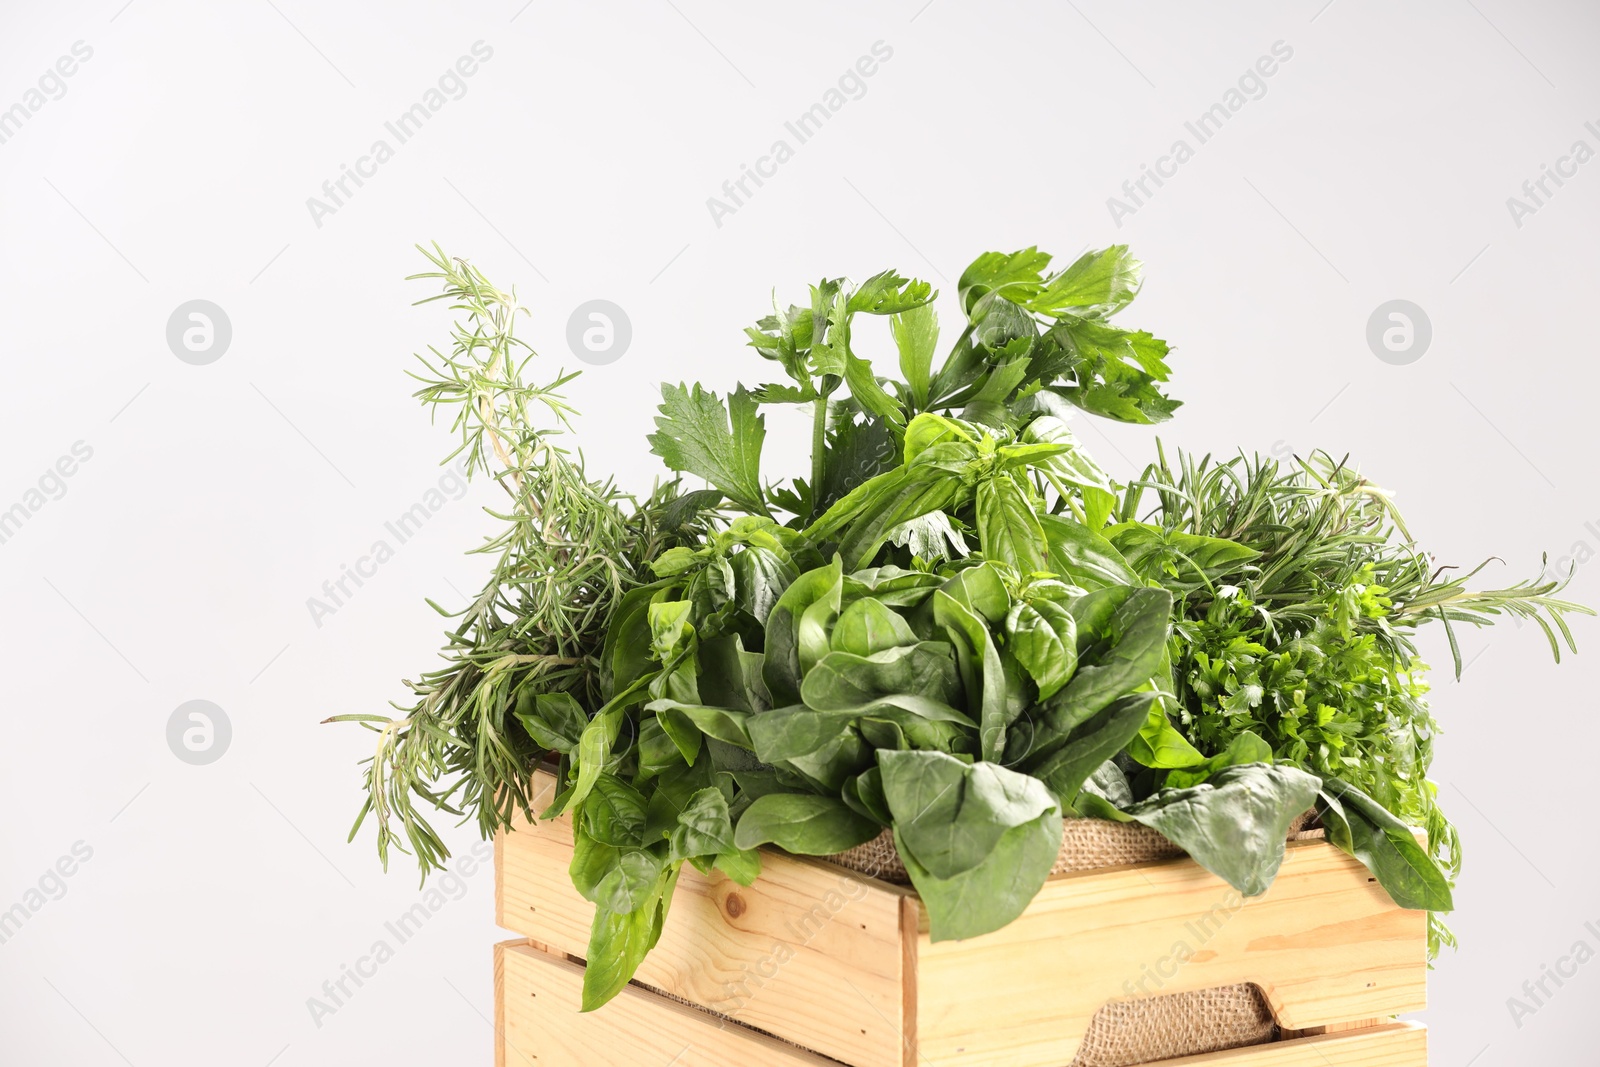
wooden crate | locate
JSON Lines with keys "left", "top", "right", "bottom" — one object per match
{"left": 496, "top": 770, "right": 1427, "bottom": 1067}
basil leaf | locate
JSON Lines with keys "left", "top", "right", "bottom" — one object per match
{"left": 515, "top": 690, "right": 588, "bottom": 754}
{"left": 729, "top": 546, "right": 799, "bottom": 626}
{"left": 1038, "top": 513, "right": 1141, "bottom": 589}
{"left": 596, "top": 847, "right": 665, "bottom": 912}
{"left": 585, "top": 775, "right": 649, "bottom": 847}
{"left": 976, "top": 476, "right": 1049, "bottom": 575}
{"left": 1005, "top": 598, "right": 1078, "bottom": 701}
{"left": 581, "top": 866, "right": 677, "bottom": 1012}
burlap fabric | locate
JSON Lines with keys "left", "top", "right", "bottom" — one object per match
{"left": 822, "top": 813, "right": 1324, "bottom": 1067}
{"left": 829, "top": 811, "right": 1322, "bottom": 885}
{"left": 1069, "top": 983, "right": 1277, "bottom": 1067}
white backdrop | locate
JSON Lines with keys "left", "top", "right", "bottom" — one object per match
{"left": 2, "top": 2, "right": 1596, "bottom": 1064}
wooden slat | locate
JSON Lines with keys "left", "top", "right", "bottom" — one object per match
{"left": 1153, "top": 1023, "right": 1426, "bottom": 1065}
{"left": 496, "top": 940, "right": 838, "bottom": 1067}
{"left": 497, "top": 770, "right": 914, "bottom": 1067}
{"left": 915, "top": 840, "right": 1427, "bottom": 1067}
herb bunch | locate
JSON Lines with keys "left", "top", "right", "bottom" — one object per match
{"left": 334, "top": 242, "right": 1586, "bottom": 1012}
{"left": 1114, "top": 446, "right": 1591, "bottom": 951}
{"left": 327, "top": 245, "right": 692, "bottom": 873}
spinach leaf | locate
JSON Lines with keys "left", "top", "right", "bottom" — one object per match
{"left": 1162, "top": 730, "right": 1271, "bottom": 788}
{"left": 732, "top": 793, "right": 881, "bottom": 854}
{"left": 747, "top": 695, "right": 974, "bottom": 763}
{"left": 695, "top": 634, "right": 771, "bottom": 713}
{"left": 763, "top": 557, "right": 843, "bottom": 705}
{"left": 932, "top": 589, "right": 1010, "bottom": 760}
{"left": 842, "top": 767, "right": 893, "bottom": 826}
{"left": 1318, "top": 776, "right": 1454, "bottom": 911}
{"left": 646, "top": 699, "right": 753, "bottom": 750}
{"left": 1119, "top": 763, "right": 1321, "bottom": 896}
{"left": 1022, "top": 692, "right": 1157, "bottom": 804}
{"left": 877, "top": 749, "right": 1059, "bottom": 881}
{"left": 831, "top": 597, "right": 918, "bottom": 656}
{"left": 939, "top": 561, "right": 1010, "bottom": 624}
{"left": 895, "top": 810, "right": 1060, "bottom": 942}
{"left": 1043, "top": 587, "right": 1172, "bottom": 734}
{"left": 801, "top": 644, "right": 961, "bottom": 709}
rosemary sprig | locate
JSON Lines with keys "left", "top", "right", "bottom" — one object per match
{"left": 326, "top": 245, "right": 681, "bottom": 876}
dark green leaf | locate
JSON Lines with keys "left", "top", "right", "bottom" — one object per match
{"left": 1023, "top": 692, "right": 1157, "bottom": 804}
{"left": 1005, "top": 598, "right": 1078, "bottom": 701}
{"left": 733, "top": 793, "right": 881, "bottom": 854}
{"left": 878, "top": 749, "right": 1058, "bottom": 881}
{"left": 1319, "top": 777, "right": 1454, "bottom": 912}
{"left": 1120, "top": 763, "right": 1322, "bottom": 897}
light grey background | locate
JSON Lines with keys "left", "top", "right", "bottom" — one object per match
{"left": 1, "top": 1, "right": 1595, "bottom": 1064}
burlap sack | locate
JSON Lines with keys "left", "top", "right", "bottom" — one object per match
{"left": 829, "top": 811, "right": 1322, "bottom": 885}
{"left": 1070, "top": 983, "right": 1276, "bottom": 1067}
{"left": 824, "top": 813, "right": 1324, "bottom": 1067}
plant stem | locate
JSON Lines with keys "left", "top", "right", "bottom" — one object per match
{"left": 810, "top": 394, "right": 827, "bottom": 519}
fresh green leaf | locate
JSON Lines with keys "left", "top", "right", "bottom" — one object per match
{"left": 649, "top": 383, "right": 769, "bottom": 512}
{"left": 733, "top": 793, "right": 881, "bottom": 854}
{"left": 1120, "top": 763, "right": 1322, "bottom": 897}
